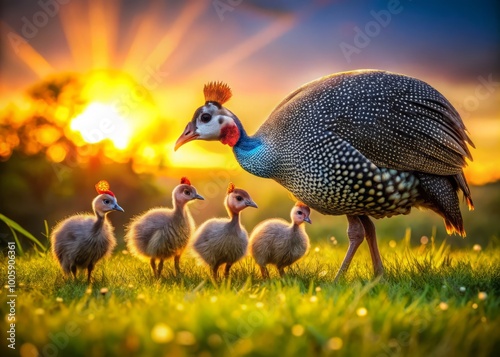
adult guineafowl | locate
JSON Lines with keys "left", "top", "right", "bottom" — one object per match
{"left": 175, "top": 70, "right": 474, "bottom": 281}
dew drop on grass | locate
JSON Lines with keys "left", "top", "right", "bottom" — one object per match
{"left": 439, "top": 302, "right": 449, "bottom": 311}
{"left": 56, "top": 297, "right": 63, "bottom": 302}
{"left": 291, "top": 324, "right": 305, "bottom": 336}
{"left": 327, "top": 337, "right": 343, "bottom": 350}
{"left": 176, "top": 331, "right": 196, "bottom": 345}
{"left": 478, "top": 292, "right": 487, "bottom": 300}
{"left": 210, "top": 296, "right": 218, "bottom": 303}
{"left": 207, "top": 334, "right": 223, "bottom": 347}
{"left": 20, "top": 343, "right": 39, "bottom": 357}
{"left": 310, "top": 296, "right": 318, "bottom": 303}
{"left": 389, "top": 240, "right": 397, "bottom": 248}
{"left": 473, "top": 244, "right": 482, "bottom": 252}
{"left": 472, "top": 303, "right": 478, "bottom": 309}
{"left": 151, "top": 323, "right": 174, "bottom": 344}
{"left": 356, "top": 307, "right": 368, "bottom": 317}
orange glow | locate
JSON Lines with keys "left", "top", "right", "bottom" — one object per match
{"left": 71, "top": 102, "right": 131, "bottom": 149}
{"left": 0, "top": 1, "right": 497, "bottom": 185}
{"left": 46, "top": 144, "right": 67, "bottom": 163}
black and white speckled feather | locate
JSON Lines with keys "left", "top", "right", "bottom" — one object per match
{"left": 232, "top": 70, "right": 474, "bottom": 235}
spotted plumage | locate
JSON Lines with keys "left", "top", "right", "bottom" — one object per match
{"left": 175, "top": 69, "right": 474, "bottom": 280}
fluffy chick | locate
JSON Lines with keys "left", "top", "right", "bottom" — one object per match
{"left": 250, "top": 202, "right": 311, "bottom": 278}
{"left": 126, "top": 177, "right": 203, "bottom": 277}
{"left": 192, "top": 183, "right": 257, "bottom": 280}
{"left": 51, "top": 180, "right": 123, "bottom": 283}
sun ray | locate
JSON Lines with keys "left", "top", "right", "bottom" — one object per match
{"left": 187, "top": 13, "right": 298, "bottom": 81}
{"left": 143, "top": 1, "right": 208, "bottom": 70}
{"left": 121, "top": 0, "right": 166, "bottom": 76}
{"left": 0, "top": 22, "right": 54, "bottom": 78}
{"left": 58, "top": 1, "right": 92, "bottom": 71}
{"left": 89, "top": 0, "right": 121, "bottom": 68}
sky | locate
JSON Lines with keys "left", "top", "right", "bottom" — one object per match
{"left": 0, "top": 0, "right": 499, "bottom": 183}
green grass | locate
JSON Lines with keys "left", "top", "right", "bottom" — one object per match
{"left": 1, "top": 237, "right": 499, "bottom": 357}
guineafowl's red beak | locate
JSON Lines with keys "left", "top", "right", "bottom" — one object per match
{"left": 175, "top": 122, "right": 198, "bottom": 151}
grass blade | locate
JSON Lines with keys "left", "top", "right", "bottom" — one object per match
{"left": 0, "top": 213, "right": 47, "bottom": 252}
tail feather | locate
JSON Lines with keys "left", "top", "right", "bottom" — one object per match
{"left": 455, "top": 172, "right": 474, "bottom": 210}
{"left": 416, "top": 173, "right": 468, "bottom": 237}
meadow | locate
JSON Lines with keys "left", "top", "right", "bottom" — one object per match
{"left": 1, "top": 232, "right": 499, "bottom": 357}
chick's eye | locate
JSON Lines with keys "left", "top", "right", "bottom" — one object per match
{"left": 236, "top": 196, "right": 243, "bottom": 202}
{"left": 200, "top": 113, "right": 212, "bottom": 123}
{"left": 184, "top": 190, "right": 191, "bottom": 196}
{"left": 297, "top": 211, "right": 303, "bottom": 215}
{"left": 103, "top": 199, "right": 110, "bottom": 205}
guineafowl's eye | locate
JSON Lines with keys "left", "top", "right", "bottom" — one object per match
{"left": 184, "top": 190, "right": 191, "bottom": 196}
{"left": 103, "top": 199, "right": 110, "bottom": 205}
{"left": 297, "top": 211, "right": 303, "bottom": 215}
{"left": 236, "top": 196, "right": 243, "bottom": 201}
{"left": 200, "top": 113, "right": 212, "bottom": 123}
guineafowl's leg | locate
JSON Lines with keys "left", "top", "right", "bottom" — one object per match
{"left": 278, "top": 266, "right": 285, "bottom": 278}
{"left": 260, "top": 266, "right": 269, "bottom": 279}
{"left": 224, "top": 263, "right": 232, "bottom": 278}
{"left": 333, "top": 215, "right": 365, "bottom": 282}
{"left": 157, "top": 259, "right": 164, "bottom": 277}
{"left": 87, "top": 263, "right": 94, "bottom": 283}
{"left": 174, "top": 255, "right": 181, "bottom": 276}
{"left": 70, "top": 264, "right": 77, "bottom": 279}
{"left": 212, "top": 263, "right": 221, "bottom": 280}
{"left": 150, "top": 258, "right": 157, "bottom": 277}
{"left": 359, "top": 215, "right": 384, "bottom": 277}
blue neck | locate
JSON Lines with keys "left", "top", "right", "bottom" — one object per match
{"left": 231, "top": 116, "right": 274, "bottom": 178}
{"left": 234, "top": 119, "right": 261, "bottom": 151}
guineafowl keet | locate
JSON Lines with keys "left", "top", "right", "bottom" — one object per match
{"left": 250, "top": 202, "right": 311, "bottom": 278}
{"left": 192, "top": 183, "right": 257, "bottom": 280}
{"left": 175, "top": 70, "right": 474, "bottom": 281}
{"left": 51, "top": 180, "right": 124, "bottom": 282}
{"left": 125, "top": 177, "right": 204, "bottom": 277}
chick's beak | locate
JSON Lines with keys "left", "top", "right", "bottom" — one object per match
{"left": 114, "top": 204, "right": 124, "bottom": 212}
{"left": 195, "top": 193, "right": 205, "bottom": 200}
{"left": 175, "top": 122, "right": 198, "bottom": 151}
{"left": 245, "top": 200, "right": 258, "bottom": 209}
{"left": 304, "top": 216, "right": 312, "bottom": 224}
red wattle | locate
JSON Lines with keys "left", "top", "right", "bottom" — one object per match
{"left": 220, "top": 124, "right": 240, "bottom": 147}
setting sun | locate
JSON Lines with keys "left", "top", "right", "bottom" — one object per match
{"left": 70, "top": 102, "right": 131, "bottom": 149}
